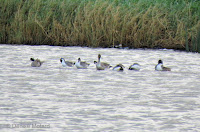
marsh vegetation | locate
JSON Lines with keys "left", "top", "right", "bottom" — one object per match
{"left": 0, "top": 0, "right": 200, "bottom": 51}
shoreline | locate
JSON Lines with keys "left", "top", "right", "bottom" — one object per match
{"left": 0, "top": 43, "right": 196, "bottom": 53}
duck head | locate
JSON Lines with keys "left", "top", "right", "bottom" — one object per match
{"left": 94, "top": 61, "right": 97, "bottom": 64}
{"left": 98, "top": 54, "right": 101, "bottom": 60}
{"left": 60, "top": 58, "right": 65, "bottom": 63}
{"left": 158, "top": 60, "right": 163, "bottom": 64}
{"left": 30, "top": 58, "right": 35, "bottom": 61}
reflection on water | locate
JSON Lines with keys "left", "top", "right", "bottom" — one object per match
{"left": 0, "top": 45, "right": 200, "bottom": 131}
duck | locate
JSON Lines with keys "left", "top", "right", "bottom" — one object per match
{"left": 60, "top": 58, "right": 75, "bottom": 67}
{"left": 129, "top": 63, "right": 141, "bottom": 71}
{"left": 75, "top": 58, "right": 90, "bottom": 69}
{"left": 114, "top": 44, "right": 123, "bottom": 49}
{"left": 95, "top": 54, "right": 112, "bottom": 70}
{"left": 113, "top": 64, "right": 125, "bottom": 71}
{"left": 30, "top": 58, "right": 44, "bottom": 67}
{"left": 155, "top": 60, "right": 171, "bottom": 71}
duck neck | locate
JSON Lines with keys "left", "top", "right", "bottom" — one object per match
{"left": 62, "top": 60, "right": 66, "bottom": 65}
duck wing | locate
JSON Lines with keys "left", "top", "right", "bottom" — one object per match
{"left": 80, "top": 61, "right": 90, "bottom": 67}
{"left": 31, "top": 61, "right": 41, "bottom": 67}
{"left": 162, "top": 66, "right": 171, "bottom": 71}
{"left": 66, "top": 61, "right": 75, "bottom": 67}
{"left": 101, "top": 62, "right": 111, "bottom": 68}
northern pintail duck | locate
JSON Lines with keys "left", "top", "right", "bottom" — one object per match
{"left": 30, "top": 58, "right": 44, "bottom": 67}
{"left": 129, "top": 63, "right": 141, "bottom": 71}
{"left": 113, "top": 64, "right": 125, "bottom": 71}
{"left": 75, "top": 58, "right": 90, "bottom": 69}
{"left": 60, "top": 58, "right": 75, "bottom": 67}
{"left": 95, "top": 54, "right": 112, "bottom": 70}
{"left": 155, "top": 60, "right": 171, "bottom": 71}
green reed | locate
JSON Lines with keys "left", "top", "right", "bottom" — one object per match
{"left": 0, "top": 0, "right": 200, "bottom": 52}
{"left": 197, "top": 29, "right": 200, "bottom": 53}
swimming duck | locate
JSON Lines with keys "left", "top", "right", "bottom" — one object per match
{"left": 30, "top": 58, "right": 44, "bottom": 67}
{"left": 95, "top": 54, "right": 112, "bottom": 70}
{"left": 114, "top": 44, "right": 123, "bottom": 49}
{"left": 155, "top": 60, "right": 171, "bottom": 71}
{"left": 129, "top": 63, "right": 141, "bottom": 71}
{"left": 60, "top": 58, "right": 75, "bottom": 67}
{"left": 113, "top": 64, "right": 125, "bottom": 71}
{"left": 75, "top": 58, "right": 90, "bottom": 69}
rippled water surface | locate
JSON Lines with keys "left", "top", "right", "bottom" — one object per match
{"left": 0, "top": 44, "right": 200, "bottom": 132}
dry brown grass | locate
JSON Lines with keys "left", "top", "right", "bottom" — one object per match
{"left": 0, "top": 0, "right": 199, "bottom": 51}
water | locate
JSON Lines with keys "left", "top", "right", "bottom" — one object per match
{"left": 0, "top": 44, "right": 200, "bottom": 132}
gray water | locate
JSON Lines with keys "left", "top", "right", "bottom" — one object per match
{"left": 0, "top": 44, "right": 200, "bottom": 132}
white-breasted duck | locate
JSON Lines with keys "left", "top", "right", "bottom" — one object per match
{"left": 75, "top": 58, "right": 90, "bottom": 69}
{"left": 129, "top": 63, "right": 141, "bottom": 71}
{"left": 155, "top": 60, "right": 171, "bottom": 71}
{"left": 60, "top": 58, "right": 75, "bottom": 67}
{"left": 94, "top": 54, "right": 112, "bottom": 70}
{"left": 113, "top": 64, "right": 125, "bottom": 71}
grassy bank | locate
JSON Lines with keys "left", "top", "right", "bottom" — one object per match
{"left": 0, "top": 0, "right": 200, "bottom": 51}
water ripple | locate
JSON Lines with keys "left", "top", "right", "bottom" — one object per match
{"left": 0, "top": 45, "right": 200, "bottom": 131}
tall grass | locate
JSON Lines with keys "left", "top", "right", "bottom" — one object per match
{"left": 0, "top": 0, "right": 200, "bottom": 51}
